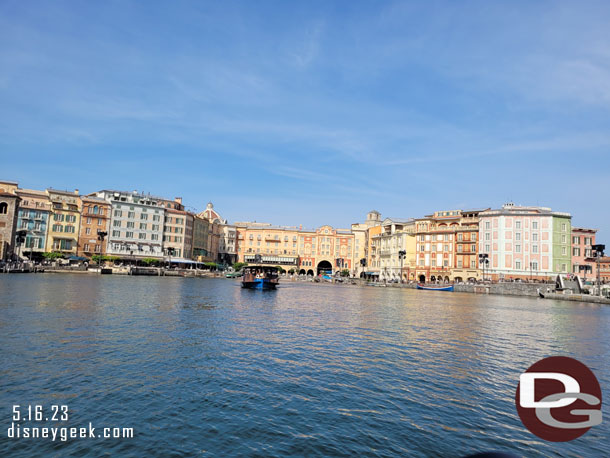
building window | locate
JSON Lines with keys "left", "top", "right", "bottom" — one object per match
{"left": 0, "top": 202, "right": 8, "bottom": 214}
{"left": 561, "top": 223, "right": 566, "bottom": 232}
{"left": 516, "top": 221, "right": 521, "bottom": 229}
{"left": 532, "top": 245, "right": 538, "bottom": 253}
{"left": 112, "top": 230, "right": 120, "bottom": 237}
{"left": 516, "top": 260, "right": 521, "bottom": 270}
{"left": 532, "top": 221, "right": 538, "bottom": 230}
{"left": 532, "top": 233, "right": 538, "bottom": 242}
{"left": 515, "top": 244, "right": 521, "bottom": 253}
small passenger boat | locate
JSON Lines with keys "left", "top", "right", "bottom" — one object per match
{"left": 242, "top": 266, "right": 279, "bottom": 290}
{"left": 416, "top": 283, "right": 454, "bottom": 292}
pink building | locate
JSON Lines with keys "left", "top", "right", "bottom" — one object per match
{"left": 571, "top": 227, "right": 596, "bottom": 278}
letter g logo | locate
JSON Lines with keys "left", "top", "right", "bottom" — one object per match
{"left": 515, "top": 356, "right": 602, "bottom": 442}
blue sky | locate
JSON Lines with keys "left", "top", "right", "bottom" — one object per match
{"left": 1, "top": 1, "right": 609, "bottom": 239}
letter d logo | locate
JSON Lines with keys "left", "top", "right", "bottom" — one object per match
{"left": 515, "top": 356, "right": 602, "bottom": 442}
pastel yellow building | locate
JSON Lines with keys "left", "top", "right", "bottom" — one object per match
{"left": 45, "top": 189, "right": 81, "bottom": 255}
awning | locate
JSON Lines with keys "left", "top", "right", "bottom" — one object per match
{"left": 68, "top": 255, "right": 88, "bottom": 261}
{"left": 365, "top": 271, "right": 380, "bottom": 275}
{"left": 168, "top": 258, "right": 199, "bottom": 264}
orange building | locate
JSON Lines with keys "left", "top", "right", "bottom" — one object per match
{"left": 415, "top": 209, "right": 487, "bottom": 283}
{"left": 235, "top": 222, "right": 355, "bottom": 275}
{"left": 77, "top": 196, "right": 111, "bottom": 259}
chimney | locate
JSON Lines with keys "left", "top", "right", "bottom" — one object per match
{"left": 74, "top": 189, "right": 79, "bottom": 195}
{"left": 175, "top": 197, "right": 182, "bottom": 204}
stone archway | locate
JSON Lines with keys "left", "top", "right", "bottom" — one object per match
{"left": 307, "top": 269, "right": 314, "bottom": 276}
{"left": 444, "top": 276, "right": 450, "bottom": 283}
{"left": 430, "top": 275, "right": 436, "bottom": 282}
{"left": 299, "top": 269, "right": 306, "bottom": 275}
{"left": 317, "top": 260, "right": 332, "bottom": 276}
{"left": 419, "top": 274, "right": 426, "bottom": 283}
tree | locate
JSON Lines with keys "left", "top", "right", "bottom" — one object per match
{"left": 141, "top": 258, "right": 159, "bottom": 266}
{"left": 233, "top": 262, "right": 248, "bottom": 271}
{"left": 341, "top": 269, "right": 350, "bottom": 277}
{"left": 288, "top": 268, "right": 295, "bottom": 275}
{"left": 204, "top": 262, "right": 218, "bottom": 271}
{"left": 276, "top": 265, "right": 286, "bottom": 274}
{"left": 42, "top": 252, "right": 64, "bottom": 260}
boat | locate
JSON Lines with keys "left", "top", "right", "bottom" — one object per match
{"left": 416, "top": 283, "right": 454, "bottom": 292}
{"left": 225, "top": 271, "right": 243, "bottom": 278}
{"left": 242, "top": 266, "right": 279, "bottom": 290}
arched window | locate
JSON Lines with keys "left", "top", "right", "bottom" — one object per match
{"left": 0, "top": 202, "right": 8, "bottom": 214}
{"left": 93, "top": 205, "right": 99, "bottom": 214}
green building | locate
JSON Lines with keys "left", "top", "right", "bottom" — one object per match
{"left": 552, "top": 214, "right": 572, "bottom": 274}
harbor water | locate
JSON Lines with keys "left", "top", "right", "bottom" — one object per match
{"left": 1, "top": 275, "right": 608, "bottom": 457}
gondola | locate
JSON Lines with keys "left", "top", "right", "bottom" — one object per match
{"left": 416, "top": 283, "right": 454, "bottom": 292}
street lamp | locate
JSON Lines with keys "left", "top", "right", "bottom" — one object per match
{"left": 96, "top": 230, "right": 107, "bottom": 270}
{"left": 479, "top": 253, "right": 489, "bottom": 282}
{"left": 359, "top": 257, "right": 366, "bottom": 279}
{"left": 398, "top": 250, "right": 406, "bottom": 283}
{"left": 15, "top": 230, "right": 27, "bottom": 264}
{"left": 592, "top": 244, "right": 605, "bottom": 297}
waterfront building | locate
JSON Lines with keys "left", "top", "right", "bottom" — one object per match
{"left": 374, "top": 218, "right": 416, "bottom": 282}
{"left": 77, "top": 196, "right": 111, "bottom": 259}
{"left": 571, "top": 227, "right": 596, "bottom": 277}
{"left": 478, "top": 203, "right": 572, "bottom": 281}
{"left": 235, "top": 221, "right": 355, "bottom": 275}
{"left": 93, "top": 190, "right": 166, "bottom": 260}
{"left": 45, "top": 189, "right": 82, "bottom": 255}
{"left": 198, "top": 203, "right": 236, "bottom": 266}
{"left": 598, "top": 257, "right": 610, "bottom": 283}
{"left": 451, "top": 209, "right": 486, "bottom": 282}
{"left": 351, "top": 210, "right": 382, "bottom": 277}
{"left": 414, "top": 210, "right": 460, "bottom": 283}
{"left": 218, "top": 224, "right": 237, "bottom": 266}
{"left": 198, "top": 202, "right": 226, "bottom": 264}
{"left": 299, "top": 225, "right": 354, "bottom": 275}
{"left": 162, "top": 198, "right": 194, "bottom": 260}
{"left": 235, "top": 222, "right": 301, "bottom": 272}
{"left": 192, "top": 215, "right": 211, "bottom": 261}
{"left": 366, "top": 224, "right": 383, "bottom": 279}
{"left": 14, "top": 188, "right": 52, "bottom": 260}
{"left": 0, "top": 180, "right": 20, "bottom": 261}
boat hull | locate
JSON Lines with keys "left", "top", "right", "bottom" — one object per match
{"left": 416, "top": 284, "right": 454, "bottom": 292}
{"left": 242, "top": 279, "right": 277, "bottom": 290}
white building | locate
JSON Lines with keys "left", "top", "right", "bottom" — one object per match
{"left": 374, "top": 218, "right": 415, "bottom": 282}
{"left": 94, "top": 190, "right": 166, "bottom": 259}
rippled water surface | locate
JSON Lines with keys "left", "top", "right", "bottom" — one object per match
{"left": 1, "top": 275, "right": 608, "bottom": 457}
